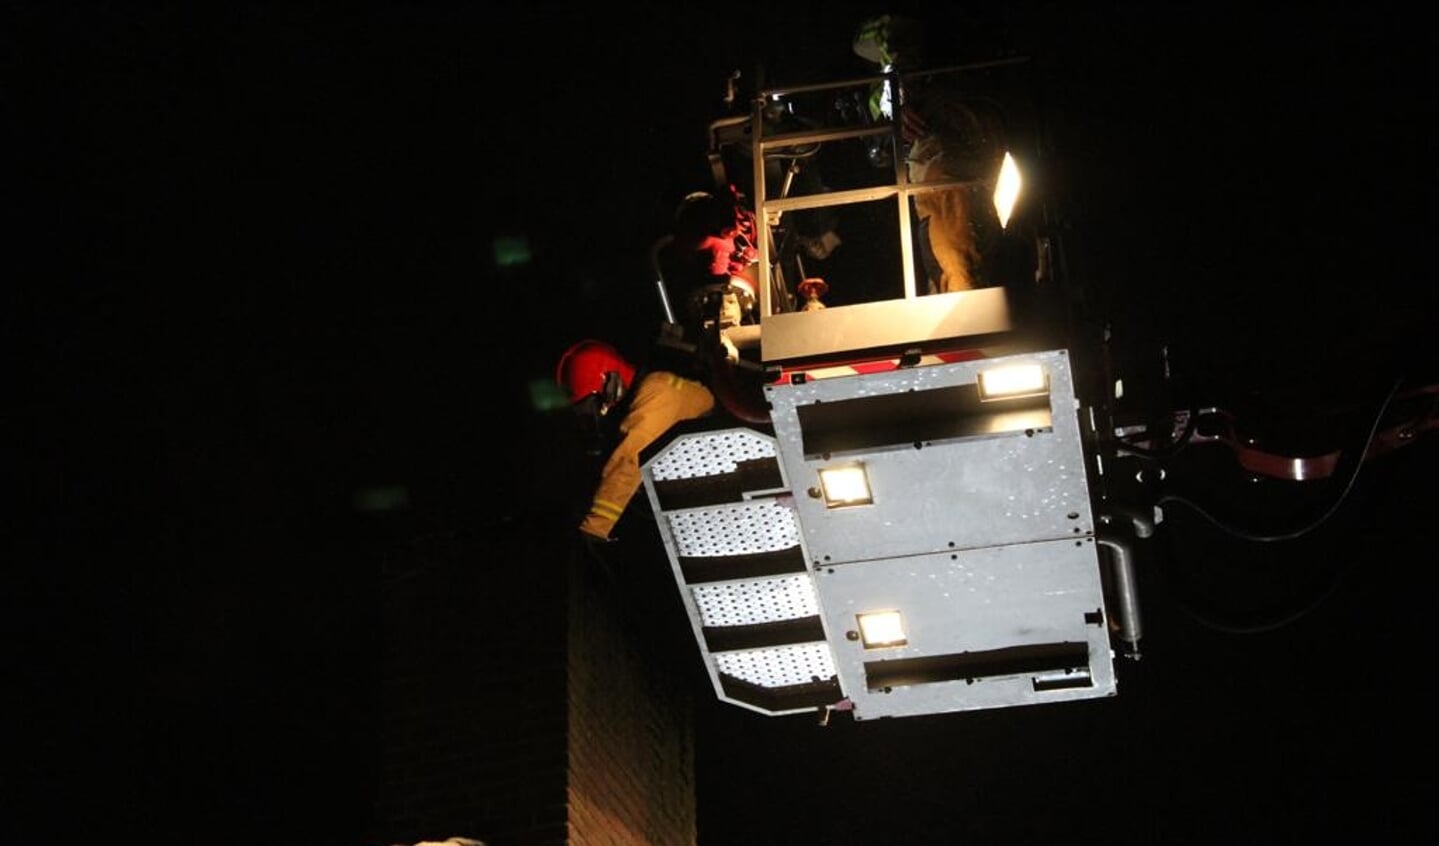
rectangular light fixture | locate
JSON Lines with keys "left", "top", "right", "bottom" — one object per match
{"left": 857, "top": 610, "right": 907, "bottom": 648}
{"left": 977, "top": 362, "right": 1048, "bottom": 401}
{"left": 818, "top": 464, "right": 872, "bottom": 508}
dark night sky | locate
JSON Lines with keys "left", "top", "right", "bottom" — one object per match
{"left": 10, "top": 3, "right": 1439, "bottom": 844}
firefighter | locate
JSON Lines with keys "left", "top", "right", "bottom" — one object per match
{"left": 853, "top": 13, "right": 1004, "bottom": 293}
{"left": 556, "top": 339, "right": 717, "bottom": 543}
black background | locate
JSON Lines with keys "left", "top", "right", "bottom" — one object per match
{"left": 11, "top": 3, "right": 1438, "bottom": 844}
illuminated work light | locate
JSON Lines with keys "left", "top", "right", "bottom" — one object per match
{"left": 857, "top": 610, "right": 907, "bottom": 648}
{"left": 993, "top": 152, "right": 1022, "bottom": 229}
{"left": 978, "top": 363, "right": 1048, "bottom": 401}
{"left": 818, "top": 464, "right": 872, "bottom": 508}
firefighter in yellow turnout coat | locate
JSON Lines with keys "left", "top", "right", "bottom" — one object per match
{"left": 557, "top": 340, "right": 716, "bottom": 542}
{"left": 854, "top": 14, "right": 1004, "bottom": 294}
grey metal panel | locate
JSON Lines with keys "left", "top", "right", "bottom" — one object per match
{"left": 765, "top": 350, "right": 1094, "bottom": 564}
{"left": 760, "top": 288, "right": 1012, "bottom": 363}
{"left": 642, "top": 353, "right": 1118, "bottom": 720}
{"left": 815, "top": 538, "right": 1117, "bottom": 720}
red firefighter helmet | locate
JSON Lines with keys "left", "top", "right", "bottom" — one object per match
{"left": 555, "top": 339, "right": 637, "bottom": 406}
